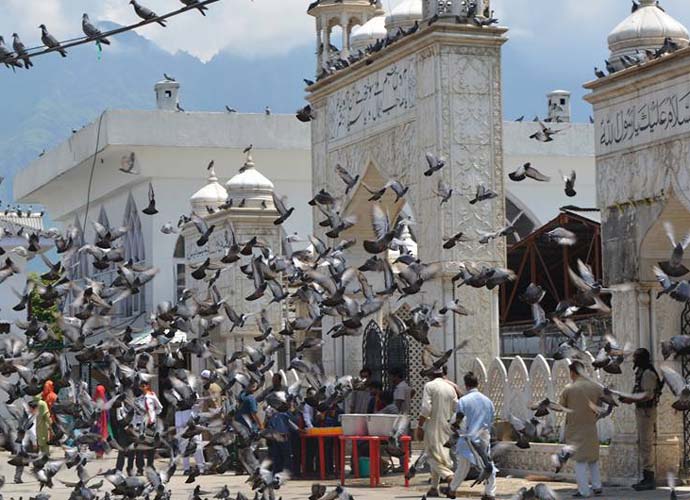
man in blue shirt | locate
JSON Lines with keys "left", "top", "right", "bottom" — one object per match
{"left": 238, "top": 382, "right": 262, "bottom": 432}
{"left": 445, "top": 371, "right": 496, "bottom": 500}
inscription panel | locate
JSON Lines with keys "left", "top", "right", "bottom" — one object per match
{"left": 326, "top": 56, "right": 417, "bottom": 142}
{"left": 597, "top": 80, "right": 690, "bottom": 155}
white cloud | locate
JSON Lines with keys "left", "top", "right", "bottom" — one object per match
{"left": 2, "top": 0, "right": 690, "bottom": 62}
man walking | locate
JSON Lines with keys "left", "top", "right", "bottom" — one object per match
{"left": 559, "top": 361, "right": 605, "bottom": 498}
{"left": 620, "top": 348, "right": 661, "bottom": 491}
{"left": 418, "top": 367, "right": 458, "bottom": 497}
{"left": 445, "top": 371, "right": 496, "bottom": 500}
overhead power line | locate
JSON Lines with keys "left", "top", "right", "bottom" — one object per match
{"left": 2, "top": 0, "right": 223, "bottom": 70}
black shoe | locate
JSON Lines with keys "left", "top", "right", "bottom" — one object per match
{"left": 632, "top": 470, "right": 655, "bottom": 491}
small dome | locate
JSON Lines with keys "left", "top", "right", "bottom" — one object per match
{"left": 190, "top": 164, "right": 228, "bottom": 212}
{"left": 351, "top": 15, "right": 387, "bottom": 51}
{"left": 608, "top": 0, "right": 689, "bottom": 69}
{"left": 385, "top": 0, "right": 422, "bottom": 33}
{"left": 225, "top": 155, "right": 275, "bottom": 208}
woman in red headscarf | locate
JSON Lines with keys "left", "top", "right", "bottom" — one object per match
{"left": 41, "top": 380, "right": 58, "bottom": 422}
{"left": 92, "top": 385, "right": 111, "bottom": 458}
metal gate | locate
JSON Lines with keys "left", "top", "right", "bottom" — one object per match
{"left": 681, "top": 302, "right": 690, "bottom": 472}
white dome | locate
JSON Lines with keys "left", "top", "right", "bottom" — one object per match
{"left": 190, "top": 165, "right": 228, "bottom": 212}
{"left": 385, "top": 0, "right": 422, "bottom": 33}
{"left": 608, "top": 0, "right": 689, "bottom": 68}
{"left": 351, "top": 15, "right": 387, "bottom": 51}
{"left": 225, "top": 155, "right": 275, "bottom": 208}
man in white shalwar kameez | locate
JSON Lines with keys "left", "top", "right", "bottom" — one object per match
{"left": 418, "top": 368, "right": 458, "bottom": 497}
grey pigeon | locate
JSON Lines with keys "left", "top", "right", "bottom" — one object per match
{"left": 0, "top": 36, "right": 23, "bottom": 68}
{"left": 180, "top": 0, "right": 209, "bottom": 16}
{"left": 130, "top": 0, "right": 168, "bottom": 26}
{"left": 11, "top": 33, "right": 32, "bottom": 68}
{"left": 39, "top": 24, "right": 67, "bottom": 57}
{"left": 82, "top": 14, "right": 111, "bottom": 45}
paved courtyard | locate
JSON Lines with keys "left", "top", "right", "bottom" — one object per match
{"left": 0, "top": 452, "right": 685, "bottom": 499}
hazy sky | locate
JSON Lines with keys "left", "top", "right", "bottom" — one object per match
{"left": 2, "top": 0, "right": 690, "bottom": 119}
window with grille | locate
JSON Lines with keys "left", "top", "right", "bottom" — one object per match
{"left": 363, "top": 320, "right": 385, "bottom": 384}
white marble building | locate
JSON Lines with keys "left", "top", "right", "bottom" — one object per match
{"left": 14, "top": 82, "right": 311, "bottom": 331}
{"left": 582, "top": 0, "right": 690, "bottom": 482}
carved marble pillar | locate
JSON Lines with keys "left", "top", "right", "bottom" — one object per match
{"left": 341, "top": 14, "right": 350, "bottom": 59}
{"left": 316, "top": 17, "right": 323, "bottom": 74}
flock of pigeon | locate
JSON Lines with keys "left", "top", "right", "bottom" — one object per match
{"left": 2, "top": 3, "right": 690, "bottom": 500}
{"left": 593, "top": 2, "right": 682, "bottom": 80}
{"left": 303, "top": 0, "right": 498, "bottom": 85}
{"left": 0, "top": 0, "right": 213, "bottom": 70}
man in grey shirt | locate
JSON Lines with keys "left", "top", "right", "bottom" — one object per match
{"left": 349, "top": 367, "right": 372, "bottom": 414}
{"left": 390, "top": 367, "right": 413, "bottom": 414}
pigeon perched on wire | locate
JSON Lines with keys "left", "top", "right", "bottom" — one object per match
{"left": 0, "top": 36, "right": 24, "bottom": 69}
{"left": 40, "top": 24, "right": 68, "bottom": 57}
{"left": 180, "top": 0, "right": 210, "bottom": 16}
{"left": 82, "top": 14, "right": 111, "bottom": 45}
{"left": 11, "top": 34, "right": 32, "bottom": 69}
{"left": 130, "top": 0, "right": 168, "bottom": 27}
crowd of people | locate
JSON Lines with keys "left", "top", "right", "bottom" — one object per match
{"left": 12, "top": 353, "right": 662, "bottom": 499}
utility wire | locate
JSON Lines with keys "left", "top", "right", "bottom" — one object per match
{"left": 3, "top": 0, "right": 223, "bottom": 68}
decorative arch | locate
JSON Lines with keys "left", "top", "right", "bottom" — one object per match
{"left": 505, "top": 356, "right": 530, "bottom": 420}
{"left": 70, "top": 215, "right": 89, "bottom": 280}
{"left": 97, "top": 206, "right": 111, "bottom": 232}
{"left": 487, "top": 357, "right": 507, "bottom": 418}
{"left": 340, "top": 161, "right": 407, "bottom": 242}
{"left": 120, "top": 193, "right": 146, "bottom": 317}
{"left": 123, "top": 193, "right": 145, "bottom": 264}
{"left": 471, "top": 358, "right": 488, "bottom": 395}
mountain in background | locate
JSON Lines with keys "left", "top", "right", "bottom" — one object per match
{"left": 0, "top": 22, "right": 314, "bottom": 206}
{"left": 0, "top": 21, "right": 593, "bottom": 208}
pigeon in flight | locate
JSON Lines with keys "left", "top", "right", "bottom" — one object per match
{"left": 82, "top": 14, "right": 111, "bottom": 45}
{"left": 119, "top": 152, "right": 138, "bottom": 175}
{"left": 424, "top": 152, "right": 446, "bottom": 176}
{"left": 658, "top": 222, "right": 690, "bottom": 277}
{"left": 509, "top": 163, "right": 550, "bottom": 182}
{"left": 142, "top": 182, "right": 159, "bottom": 215}
{"left": 469, "top": 184, "right": 498, "bottom": 205}
{"left": 335, "top": 165, "right": 359, "bottom": 194}
{"left": 562, "top": 170, "right": 576, "bottom": 197}
{"left": 40, "top": 24, "right": 67, "bottom": 57}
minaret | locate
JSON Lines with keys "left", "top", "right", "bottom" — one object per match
{"left": 308, "top": 0, "right": 380, "bottom": 74}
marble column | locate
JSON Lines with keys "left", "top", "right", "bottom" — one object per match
{"left": 315, "top": 17, "right": 323, "bottom": 74}
{"left": 341, "top": 15, "right": 350, "bottom": 59}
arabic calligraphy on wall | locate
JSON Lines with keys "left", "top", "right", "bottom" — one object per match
{"left": 327, "top": 56, "right": 417, "bottom": 142}
{"left": 598, "top": 85, "right": 690, "bottom": 154}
